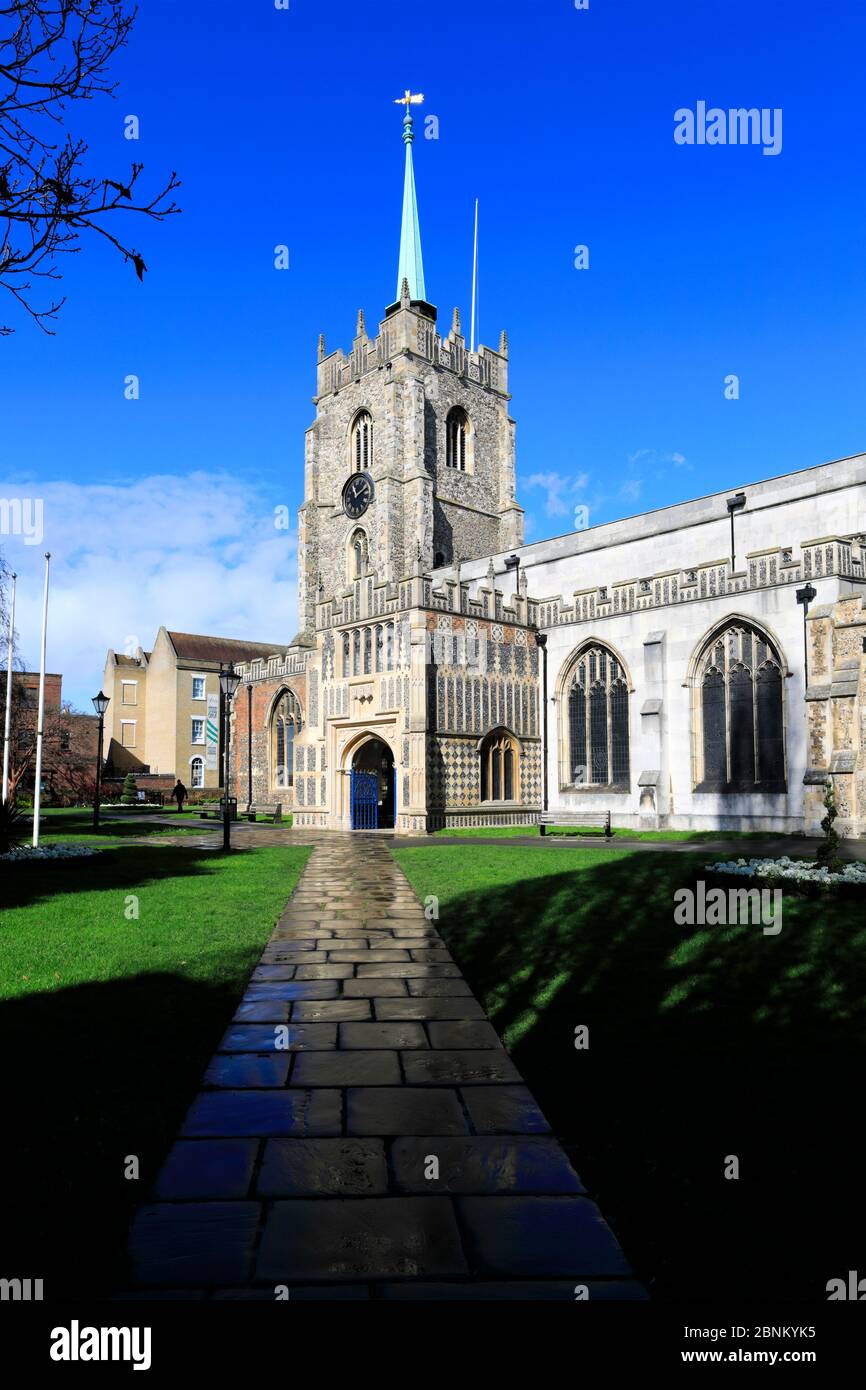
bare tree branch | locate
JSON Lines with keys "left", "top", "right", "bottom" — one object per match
{"left": 0, "top": 1, "right": 181, "bottom": 333}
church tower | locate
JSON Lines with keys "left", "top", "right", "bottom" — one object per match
{"left": 297, "top": 97, "right": 523, "bottom": 636}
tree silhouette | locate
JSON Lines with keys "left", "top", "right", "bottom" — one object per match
{"left": 0, "top": 1, "right": 180, "bottom": 333}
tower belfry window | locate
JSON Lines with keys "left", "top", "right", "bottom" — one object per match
{"left": 446, "top": 407, "right": 470, "bottom": 471}
{"left": 352, "top": 411, "right": 372, "bottom": 471}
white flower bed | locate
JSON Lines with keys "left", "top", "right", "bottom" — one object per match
{"left": 0, "top": 843, "right": 98, "bottom": 862}
{"left": 708, "top": 855, "right": 866, "bottom": 887}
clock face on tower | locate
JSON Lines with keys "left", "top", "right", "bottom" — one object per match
{"left": 342, "top": 472, "right": 374, "bottom": 519}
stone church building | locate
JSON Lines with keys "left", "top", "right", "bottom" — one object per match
{"left": 229, "top": 106, "right": 866, "bottom": 838}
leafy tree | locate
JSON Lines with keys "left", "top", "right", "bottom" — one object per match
{"left": 1, "top": 1, "right": 180, "bottom": 333}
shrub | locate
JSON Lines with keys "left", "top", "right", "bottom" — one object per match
{"left": 120, "top": 773, "right": 138, "bottom": 805}
{"left": 817, "top": 779, "right": 843, "bottom": 874}
{"left": 0, "top": 799, "right": 24, "bottom": 856}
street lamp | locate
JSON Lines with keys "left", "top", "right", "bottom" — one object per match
{"left": 91, "top": 691, "right": 110, "bottom": 832}
{"left": 534, "top": 630, "right": 548, "bottom": 816}
{"left": 726, "top": 492, "right": 747, "bottom": 572}
{"left": 796, "top": 583, "right": 818, "bottom": 687}
{"left": 219, "top": 662, "right": 241, "bottom": 851}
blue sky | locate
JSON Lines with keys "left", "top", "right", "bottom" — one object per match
{"left": 2, "top": 0, "right": 864, "bottom": 706}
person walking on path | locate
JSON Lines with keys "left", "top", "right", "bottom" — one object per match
{"left": 171, "top": 779, "right": 187, "bottom": 813}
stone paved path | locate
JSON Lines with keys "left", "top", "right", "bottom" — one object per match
{"left": 122, "top": 836, "right": 645, "bottom": 1300}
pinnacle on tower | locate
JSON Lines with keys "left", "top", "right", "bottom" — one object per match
{"left": 356, "top": 308, "right": 366, "bottom": 337}
{"left": 499, "top": 329, "right": 509, "bottom": 357}
{"left": 400, "top": 277, "right": 411, "bottom": 309}
{"left": 451, "top": 306, "right": 461, "bottom": 337}
{"left": 317, "top": 333, "right": 326, "bottom": 361}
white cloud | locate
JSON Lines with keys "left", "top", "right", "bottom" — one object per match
{"left": 627, "top": 448, "right": 691, "bottom": 470}
{"left": 522, "top": 470, "right": 590, "bottom": 518}
{"left": 0, "top": 472, "right": 297, "bottom": 708}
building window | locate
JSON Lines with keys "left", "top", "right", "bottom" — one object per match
{"left": 343, "top": 632, "right": 351, "bottom": 677}
{"left": 694, "top": 621, "right": 786, "bottom": 792}
{"left": 190, "top": 756, "right": 204, "bottom": 789}
{"left": 121, "top": 720, "right": 136, "bottom": 749}
{"left": 272, "top": 688, "right": 300, "bottom": 790}
{"left": 446, "top": 406, "right": 471, "bottom": 471}
{"left": 191, "top": 717, "right": 205, "bottom": 745}
{"left": 566, "top": 644, "right": 630, "bottom": 787}
{"left": 385, "top": 622, "right": 394, "bottom": 670}
{"left": 191, "top": 676, "right": 206, "bottom": 700}
{"left": 375, "top": 625, "right": 384, "bottom": 673}
{"left": 351, "top": 411, "right": 372, "bottom": 471}
{"left": 352, "top": 629, "right": 361, "bottom": 676}
{"left": 480, "top": 729, "right": 519, "bottom": 803}
{"left": 121, "top": 680, "right": 137, "bottom": 706}
{"left": 363, "top": 627, "right": 372, "bottom": 675}
{"left": 348, "top": 528, "right": 368, "bottom": 582}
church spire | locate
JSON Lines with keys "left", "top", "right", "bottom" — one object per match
{"left": 394, "top": 91, "right": 426, "bottom": 303}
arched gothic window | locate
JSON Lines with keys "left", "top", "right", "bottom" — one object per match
{"left": 695, "top": 622, "right": 786, "bottom": 792}
{"left": 351, "top": 411, "right": 372, "bottom": 472}
{"left": 272, "top": 689, "right": 300, "bottom": 789}
{"left": 348, "top": 528, "right": 367, "bottom": 581}
{"left": 566, "top": 644, "right": 630, "bottom": 787}
{"left": 480, "top": 729, "right": 519, "bottom": 803}
{"left": 190, "top": 756, "right": 204, "bottom": 789}
{"left": 446, "top": 407, "right": 471, "bottom": 471}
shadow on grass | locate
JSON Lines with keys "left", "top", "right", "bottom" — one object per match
{"left": 1, "top": 842, "right": 227, "bottom": 913}
{"left": 430, "top": 850, "right": 866, "bottom": 1300}
{"left": 0, "top": 965, "right": 257, "bottom": 1299}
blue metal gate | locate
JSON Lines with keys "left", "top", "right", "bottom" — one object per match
{"left": 351, "top": 770, "right": 379, "bottom": 829}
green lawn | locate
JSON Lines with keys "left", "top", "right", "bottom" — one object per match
{"left": 0, "top": 839, "right": 310, "bottom": 1296}
{"left": 433, "top": 825, "right": 786, "bottom": 841}
{"left": 17, "top": 806, "right": 217, "bottom": 845}
{"left": 393, "top": 843, "right": 866, "bottom": 1300}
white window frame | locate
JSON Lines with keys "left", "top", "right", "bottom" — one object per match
{"left": 120, "top": 719, "right": 137, "bottom": 749}
{"left": 191, "top": 674, "right": 207, "bottom": 700}
{"left": 191, "top": 716, "right": 206, "bottom": 745}
{"left": 120, "top": 679, "right": 138, "bottom": 706}
{"left": 189, "top": 755, "right": 204, "bottom": 789}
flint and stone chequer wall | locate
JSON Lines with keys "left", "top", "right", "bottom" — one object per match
{"left": 804, "top": 594, "right": 866, "bottom": 837}
{"left": 425, "top": 611, "right": 542, "bottom": 828}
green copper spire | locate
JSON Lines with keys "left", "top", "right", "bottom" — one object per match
{"left": 396, "top": 102, "right": 426, "bottom": 303}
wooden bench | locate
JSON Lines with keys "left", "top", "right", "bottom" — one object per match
{"left": 246, "top": 803, "right": 283, "bottom": 824}
{"left": 539, "top": 810, "right": 612, "bottom": 838}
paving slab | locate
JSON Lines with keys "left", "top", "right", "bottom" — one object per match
{"left": 125, "top": 834, "right": 638, "bottom": 1301}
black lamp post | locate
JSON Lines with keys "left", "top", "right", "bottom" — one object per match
{"left": 534, "top": 631, "right": 548, "bottom": 815}
{"left": 91, "top": 690, "right": 110, "bottom": 831}
{"left": 796, "top": 583, "right": 817, "bottom": 688}
{"left": 219, "top": 662, "right": 241, "bottom": 851}
{"left": 726, "top": 492, "right": 747, "bottom": 572}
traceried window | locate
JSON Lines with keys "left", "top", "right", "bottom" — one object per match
{"left": 351, "top": 411, "right": 372, "bottom": 471}
{"left": 566, "top": 644, "right": 630, "bottom": 787}
{"left": 272, "top": 688, "right": 300, "bottom": 790}
{"left": 480, "top": 729, "right": 519, "bottom": 803}
{"left": 446, "top": 406, "right": 470, "bottom": 471}
{"left": 695, "top": 621, "right": 785, "bottom": 793}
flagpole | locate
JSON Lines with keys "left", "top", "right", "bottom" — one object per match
{"left": 470, "top": 197, "right": 479, "bottom": 353}
{"left": 1, "top": 571, "right": 16, "bottom": 804}
{"left": 32, "top": 552, "right": 51, "bottom": 848}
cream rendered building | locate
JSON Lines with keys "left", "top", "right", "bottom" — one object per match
{"left": 102, "top": 627, "right": 283, "bottom": 790}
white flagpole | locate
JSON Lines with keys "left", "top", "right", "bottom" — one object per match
{"left": 2, "top": 570, "right": 16, "bottom": 804}
{"left": 32, "top": 552, "right": 51, "bottom": 848}
{"left": 470, "top": 197, "right": 479, "bottom": 354}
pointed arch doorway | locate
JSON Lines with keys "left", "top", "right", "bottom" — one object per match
{"left": 350, "top": 736, "right": 396, "bottom": 830}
